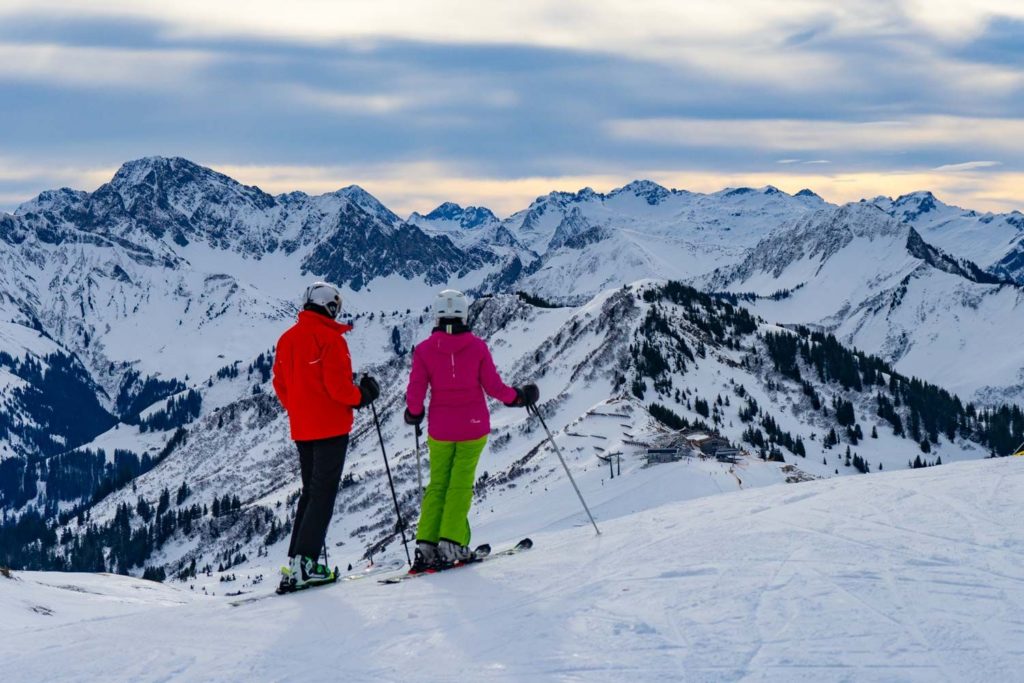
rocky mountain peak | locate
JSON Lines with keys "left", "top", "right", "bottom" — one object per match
{"left": 419, "top": 202, "right": 498, "bottom": 229}
{"left": 891, "top": 190, "right": 939, "bottom": 221}
{"left": 611, "top": 180, "right": 671, "bottom": 205}
{"left": 331, "top": 185, "right": 402, "bottom": 229}
{"left": 15, "top": 187, "right": 88, "bottom": 215}
{"left": 105, "top": 156, "right": 277, "bottom": 218}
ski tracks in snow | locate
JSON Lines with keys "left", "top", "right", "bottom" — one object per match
{"left": 3, "top": 459, "right": 1023, "bottom": 682}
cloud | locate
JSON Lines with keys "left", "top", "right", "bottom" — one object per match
{"left": 3, "top": 0, "right": 1021, "bottom": 93}
{"left": 0, "top": 4, "right": 1023, "bottom": 214}
{"left": 0, "top": 42, "right": 211, "bottom": 88}
{"left": 900, "top": 0, "right": 1024, "bottom": 42}
{"left": 6, "top": 1, "right": 1022, "bottom": 57}
{"left": 288, "top": 85, "right": 414, "bottom": 115}
{"left": 0, "top": 157, "right": 116, "bottom": 203}
{"left": 931, "top": 160, "right": 1001, "bottom": 172}
{"left": 606, "top": 116, "right": 1024, "bottom": 154}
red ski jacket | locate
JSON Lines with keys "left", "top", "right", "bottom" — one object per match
{"left": 272, "top": 310, "right": 362, "bottom": 441}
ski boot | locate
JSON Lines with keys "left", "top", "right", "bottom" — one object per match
{"left": 278, "top": 564, "right": 295, "bottom": 593}
{"left": 280, "top": 555, "right": 335, "bottom": 592}
{"left": 437, "top": 538, "right": 475, "bottom": 568}
{"left": 410, "top": 541, "right": 441, "bottom": 574}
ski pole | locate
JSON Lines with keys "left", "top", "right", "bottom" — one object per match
{"left": 528, "top": 403, "right": 601, "bottom": 535}
{"left": 371, "top": 402, "right": 412, "bottom": 566}
{"left": 414, "top": 423, "right": 425, "bottom": 505}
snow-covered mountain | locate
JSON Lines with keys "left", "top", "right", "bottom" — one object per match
{"left": 873, "top": 191, "right": 1024, "bottom": 283}
{"left": 1, "top": 156, "right": 1023, "bottom": 594}
{"left": 4, "top": 280, "right": 1020, "bottom": 584}
{"left": 0, "top": 157, "right": 500, "bottom": 462}
{"left": 706, "top": 202, "right": 1024, "bottom": 405}
{"left": 481, "top": 182, "right": 825, "bottom": 301}
{"left": 409, "top": 201, "right": 500, "bottom": 235}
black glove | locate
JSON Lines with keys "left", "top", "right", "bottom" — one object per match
{"left": 505, "top": 383, "right": 539, "bottom": 408}
{"left": 404, "top": 408, "right": 424, "bottom": 426}
{"left": 356, "top": 374, "right": 380, "bottom": 408}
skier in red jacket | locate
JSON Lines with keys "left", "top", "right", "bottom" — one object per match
{"left": 272, "top": 282, "right": 379, "bottom": 590}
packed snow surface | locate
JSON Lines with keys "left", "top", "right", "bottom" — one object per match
{"left": 3, "top": 458, "right": 1022, "bottom": 682}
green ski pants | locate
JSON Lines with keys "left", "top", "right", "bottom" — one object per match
{"left": 416, "top": 435, "right": 488, "bottom": 547}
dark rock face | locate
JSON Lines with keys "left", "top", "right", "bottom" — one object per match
{"left": 905, "top": 228, "right": 1015, "bottom": 286}
{"left": 301, "top": 206, "right": 493, "bottom": 290}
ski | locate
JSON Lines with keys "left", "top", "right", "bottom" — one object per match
{"left": 378, "top": 538, "right": 533, "bottom": 584}
{"left": 274, "top": 573, "right": 337, "bottom": 596}
{"left": 337, "top": 559, "right": 406, "bottom": 583}
{"left": 228, "top": 560, "right": 403, "bottom": 606}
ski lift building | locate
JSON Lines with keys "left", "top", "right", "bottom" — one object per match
{"left": 645, "top": 447, "right": 682, "bottom": 464}
{"left": 682, "top": 430, "right": 733, "bottom": 457}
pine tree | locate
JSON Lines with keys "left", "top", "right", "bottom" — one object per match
{"left": 157, "top": 488, "right": 170, "bottom": 516}
{"left": 694, "top": 397, "right": 710, "bottom": 418}
{"left": 176, "top": 481, "right": 190, "bottom": 506}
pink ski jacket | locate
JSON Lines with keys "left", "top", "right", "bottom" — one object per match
{"left": 406, "top": 330, "right": 518, "bottom": 442}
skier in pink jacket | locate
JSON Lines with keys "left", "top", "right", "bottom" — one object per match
{"left": 404, "top": 289, "right": 538, "bottom": 571}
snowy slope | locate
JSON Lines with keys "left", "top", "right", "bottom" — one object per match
{"left": 708, "top": 202, "right": 1024, "bottom": 405}
{"left": 3, "top": 457, "right": 1022, "bottom": 682}
{"left": 50, "top": 282, "right": 1007, "bottom": 585}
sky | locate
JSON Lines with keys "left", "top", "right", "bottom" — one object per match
{"left": 1, "top": 0, "right": 1022, "bottom": 217}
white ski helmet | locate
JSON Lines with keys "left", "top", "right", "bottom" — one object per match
{"left": 303, "top": 281, "right": 342, "bottom": 319}
{"left": 433, "top": 288, "right": 469, "bottom": 322}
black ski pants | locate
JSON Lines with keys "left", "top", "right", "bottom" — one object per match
{"left": 288, "top": 434, "right": 349, "bottom": 560}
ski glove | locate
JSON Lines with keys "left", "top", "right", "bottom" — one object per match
{"left": 404, "top": 408, "right": 424, "bottom": 426}
{"left": 506, "top": 383, "right": 539, "bottom": 408}
{"left": 356, "top": 374, "right": 380, "bottom": 408}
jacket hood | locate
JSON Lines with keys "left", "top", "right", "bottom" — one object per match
{"left": 427, "top": 329, "right": 476, "bottom": 354}
{"left": 298, "top": 309, "right": 352, "bottom": 334}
